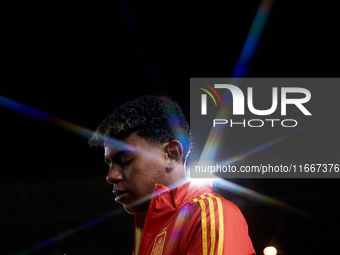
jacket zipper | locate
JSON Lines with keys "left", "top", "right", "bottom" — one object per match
{"left": 138, "top": 183, "right": 158, "bottom": 254}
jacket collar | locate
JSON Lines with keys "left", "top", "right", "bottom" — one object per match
{"left": 135, "top": 180, "right": 213, "bottom": 225}
{"left": 133, "top": 180, "right": 213, "bottom": 253}
{"left": 153, "top": 180, "right": 213, "bottom": 209}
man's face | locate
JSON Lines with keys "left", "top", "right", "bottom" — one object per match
{"left": 104, "top": 132, "right": 168, "bottom": 214}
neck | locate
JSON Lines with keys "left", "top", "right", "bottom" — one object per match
{"left": 164, "top": 166, "right": 188, "bottom": 186}
{"left": 135, "top": 210, "right": 148, "bottom": 229}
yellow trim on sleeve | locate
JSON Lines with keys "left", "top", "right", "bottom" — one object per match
{"left": 198, "top": 198, "right": 208, "bottom": 255}
{"left": 208, "top": 194, "right": 224, "bottom": 255}
{"left": 135, "top": 227, "right": 143, "bottom": 255}
{"left": 207, "top": 197, "right": 216, "bottom": 255}
{"left": 193, "top": 194, "right": 225, "bottom": 255}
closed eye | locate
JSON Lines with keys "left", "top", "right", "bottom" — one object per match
{"left": 105, "top": 149, "right": 135, "bottom": 168}
{"left": 122, "top": 159, "right": 133, "bottom": 166}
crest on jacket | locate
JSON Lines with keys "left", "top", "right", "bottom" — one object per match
{"left": 151, "top": 229, "right": 166, "bottom": 255}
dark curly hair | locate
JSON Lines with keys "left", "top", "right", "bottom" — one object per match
{"left": 89, "top": 95, "right": 191, "bottom": 163}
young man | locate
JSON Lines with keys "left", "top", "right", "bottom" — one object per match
{"left": 89, "top": 95, "right": 255, "bottom": 255}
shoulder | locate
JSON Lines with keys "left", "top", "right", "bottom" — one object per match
{"left": 186, "top": 192, "right": 249, "bottom": 231}
{"left": 178, "top": 192, "right": 256, "bottom": 254}
{"left": 189, "top": 192, "right": 242, "bottom": 215}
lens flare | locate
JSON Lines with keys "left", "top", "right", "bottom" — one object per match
{"left": 198, "top": 0, "right": 274, "bottom": 165}
{"left": 232, "top": 0, "right": 274, "bottom": 77}
{"left": 216, "top": 116, "right": 331, "bottom": 167}
{"left": 14, "top": 208, "right": 124, "bottom": 255}
{"left": 213, "top": 178, "right": 313, "bottom": 217}
{"left": 0, "top": 95, "right": 130, "bottom": 151}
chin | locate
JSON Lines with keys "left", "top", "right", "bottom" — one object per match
{"left": 122, "top": 200, "right": 150, "bottom": 214}
{"left": 123, "top": 204, "right": 136, "bottom": 214}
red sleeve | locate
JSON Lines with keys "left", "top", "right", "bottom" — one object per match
{"left": 182, "top": 194, "right": 256, "bottom": 255}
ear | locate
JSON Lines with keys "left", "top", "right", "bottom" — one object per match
{"left": 165, "top": 140, "right": 183, "bottom": 172}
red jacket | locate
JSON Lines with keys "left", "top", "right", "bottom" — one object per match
{"left": 133, "top": 181, "right": 255, "bottom": 255}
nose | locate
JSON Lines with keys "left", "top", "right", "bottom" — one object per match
{"left": 106, "top": 165, "right": 123, "bottom": 184}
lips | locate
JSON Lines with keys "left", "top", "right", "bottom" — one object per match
{"left": 113, "top": 189, "right": 129, "bottom": 203}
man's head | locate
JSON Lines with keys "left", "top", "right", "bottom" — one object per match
{"left": 89, "top": 95, "right": 191, "bottom": 213}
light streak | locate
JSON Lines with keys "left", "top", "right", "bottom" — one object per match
{"left": 232, "top": 0, "right": 274, "bottom": 78}
{"left": 199, "top": 0, "right": 274, "bottom": 164}
{"left": 216, "top": 117, "right": 331, "bottom": 167}
{"left": 213, "top": 178, "right": 312, "bottom": 217}
{"left": 0, "top": 95, "right": 127, "bottom": 150}
{"left": 14, "top": 209, "right": 124, "bottom": 255}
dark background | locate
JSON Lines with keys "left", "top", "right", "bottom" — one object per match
{"left": 2, "top": 1, "right": 339, "bottom": 254}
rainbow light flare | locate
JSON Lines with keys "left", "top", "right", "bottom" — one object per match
{"left": 232, "top": 0, "right": 274, "bottom": 78}
{"left": 216, "top": 116, "right": 331, "bottom": 167}
{"left": 198, "top": 0, "right": 274, "bottom": 165}
{"left": 212, "top": 178, "right": 313, "bottom": 217}
{"left": 0, "top": 95, "right": 128, "bottom": 150}
{"left": 0, "top": 95, "right": 92, "bottom": 139}
{"left": 14, "top": 209, "right": 124, "bottom": 255}
{"left": 166, "top": 203, "right": 192, "bottom": 253}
